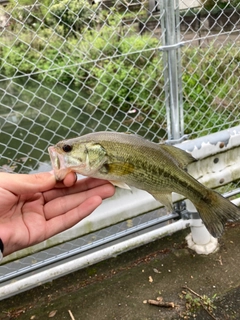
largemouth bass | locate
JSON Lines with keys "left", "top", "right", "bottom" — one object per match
{"left": 48, "top": 131, "right": 240, "bottom": 238}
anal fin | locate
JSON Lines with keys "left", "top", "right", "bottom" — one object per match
{"left": 151, "top": 192, "right": 173, "bottom": 213}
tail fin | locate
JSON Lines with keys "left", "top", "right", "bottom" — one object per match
{"left": 195, "top": 190, "right": 240, "bottom": 238}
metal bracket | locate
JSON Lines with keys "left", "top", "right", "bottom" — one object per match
{"left": 173, "top": 201, "right": 200, "bottom": 220}
{"left": 173, "top": 201, "right": 187, "bottom": 219}
{"left": 158, "top": 42, "right": 185, "bottom": 51}
{"left": 165, "top": 134, "right": 189, "bottom": 145}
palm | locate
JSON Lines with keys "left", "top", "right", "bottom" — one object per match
{"left": 0, "top": 172, "right": 115, "bottom": 256}
{"left": 9, "top": 193, "right": 47, "bottom": 243}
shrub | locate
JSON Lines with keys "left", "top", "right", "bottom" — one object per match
{"left": 182, "top": 44, "right": 240, "bottom": 136}
{"left": 87, "top": 35, "right": 164, "bottom": 113}
{"left": 48, "top": 0, "right": 98, "bottom": 37}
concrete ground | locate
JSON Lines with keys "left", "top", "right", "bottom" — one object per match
{"left": 0, "top": 222, "right": 240, "bottom": 320}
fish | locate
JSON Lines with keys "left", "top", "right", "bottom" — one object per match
{"left": 48, "top": 131, "right": 240, "bottom": 238}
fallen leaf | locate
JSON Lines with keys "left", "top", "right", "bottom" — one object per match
{"left": 149, "top": 276, "right": 153, "bottom": 283}
{"left": 153, "top": 268, "right": 161, "bottom": 274}
{"left": 49, "top": 310, "right": 57, "bottom": 317}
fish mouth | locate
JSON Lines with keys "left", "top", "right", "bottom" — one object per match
{"left": 48, "top": 146, "right": 70, "bottom": 181}
{"left": 48, "top": 146, "right": 61, "bottom": 170}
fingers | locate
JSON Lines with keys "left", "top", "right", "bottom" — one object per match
{"left": 0, "top": 171, "right": 78, "bottom": 195}
{"left": 55, "top": 172, "right": 77, "bottom": 188}
{"left": 44, "top": 195, "right": 103, "bottom": 239}
{"left": 0, "top": 172, "right": 56, "bottom": 195}
{"left": 44, "top": 183, "right": 115, "bottom": 219}
{"left": 43, "top": 177, "right": 114, "bottom": 203}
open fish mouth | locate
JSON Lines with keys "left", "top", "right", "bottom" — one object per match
{"left": 48, "top": 146, "right": 61, "bottom": 170}
{"left": 48, "top": 146, "right": 70, "bottom": 180}
{"left": 48, "top": 145, "right": 86, "bottom": 180}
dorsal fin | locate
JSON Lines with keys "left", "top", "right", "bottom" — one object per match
{"left": 160, "top": 144, "right": 196, "bottom": 169}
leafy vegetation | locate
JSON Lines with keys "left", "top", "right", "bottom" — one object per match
{"left": 48, "top": 0, "right": 98, "bottom": 37}
{"left": 88, "top": 35, "right": 163, "bottom": 113}
{"left": 182, "top": 45, "right": 240, "bottom": 136}
{"left": 201, "top": 0, "right": 240, "bottom": 10}
{"left": 1, "top": 0, "right": 239, "bottom": 137}
{"left": 180, "top": 287, "right": 217, "bottom": 319}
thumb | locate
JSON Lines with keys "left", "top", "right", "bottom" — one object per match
{"left": 0, "top": 172, "right": 56, "bottom": 195}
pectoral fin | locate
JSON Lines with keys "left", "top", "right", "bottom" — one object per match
{"left": 151, "top": 192, "right": 173, "bottom": 213}
{"left": 109, "top": 180, "right": 132, "bottom": 190}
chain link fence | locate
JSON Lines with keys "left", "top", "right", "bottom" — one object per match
{"left": 0, "top": 0, "right": 239, "bottom": 173}
{"left": 0, "top": 0, "right": 240, "bottom": 297}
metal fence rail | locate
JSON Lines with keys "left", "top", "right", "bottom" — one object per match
{"left": 0, "top": 0, "right": 240, "bottom": 298}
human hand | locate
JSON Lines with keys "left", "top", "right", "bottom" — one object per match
{"left": 0, "top": 172, "right": 115, "bottom": 256}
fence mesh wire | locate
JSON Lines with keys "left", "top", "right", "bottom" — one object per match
{"left": 0, "top": 0, "right": 239, "bottom": 173}
{"left": 0, "top": 0, "right": 240, "bottom": 292}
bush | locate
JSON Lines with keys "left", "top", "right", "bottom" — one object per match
{"left": 182, "top": 45, "right": 240, "bottom": 135}
{"left": 87, "top": 35, "right": 163, "bottom": 113}
{"left": 48, "top": 0, "right": 98, "bottom": 37}
{"left": 1, "top": 4, "right": 239, "bottom": 138}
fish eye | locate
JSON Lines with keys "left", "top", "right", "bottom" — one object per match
{"left": 62, "top": 144, "right": 72, "bottom": 153}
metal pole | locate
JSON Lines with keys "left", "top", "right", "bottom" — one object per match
{"left": 159, "top": 1, "right": 216, "bottom": 249}
{"left": 159, "top": 0, "right": 183, "bottom": 141}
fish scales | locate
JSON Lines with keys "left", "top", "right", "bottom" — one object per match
{"left": 96, "top": 133, "right": 207, "bottom": 201}
{"left": 48, "top": 131, "right": 240, "bottom": 238}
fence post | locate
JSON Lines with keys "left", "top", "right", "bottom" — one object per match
{"left": 159, "top": 0, "right": 183, "bottom": 141}
{"left": 159, "top": 0, "right": 218, "bottom": 253}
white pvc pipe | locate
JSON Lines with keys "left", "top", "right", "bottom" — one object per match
{"left": 190, "top": 219, "right": 212, "bottom": 245}
{"left": 185, "top": 200, "right": 212, "bottom": 245}
{"left": 185, "top": 200, "right": 219, "bottom": 255}
{"left": 0, "top": 219, "right": 189, "bottom": 300}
